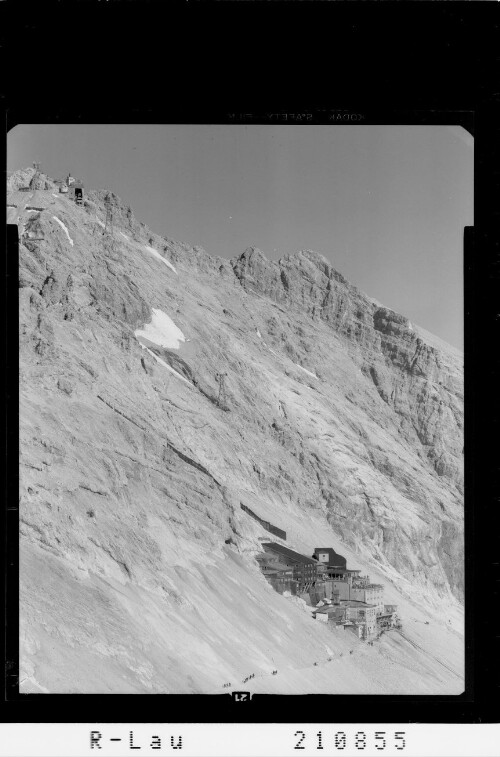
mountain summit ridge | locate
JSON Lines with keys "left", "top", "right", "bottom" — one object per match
{"left": 12, "top": 168, "right": 464, "bottom": 693}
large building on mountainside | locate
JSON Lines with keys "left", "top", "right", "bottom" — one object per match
{"left": 257, "top": 539, "right": 399, "bottom": 641}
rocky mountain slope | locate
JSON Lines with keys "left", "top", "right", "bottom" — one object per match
{"left": 12, "top": 167, "right": 464, "bottom": 693}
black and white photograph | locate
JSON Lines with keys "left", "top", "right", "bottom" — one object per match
{"left": 7, "top": 122, "right": 470, "bottom": 697}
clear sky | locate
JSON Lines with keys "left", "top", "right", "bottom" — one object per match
{"left": 8, "top": 123, "right": 472, "bottom": 349}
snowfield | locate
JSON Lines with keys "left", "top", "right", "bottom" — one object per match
{"left": 134, "top": 308, "right": 186, "bottom": 350}
{"left": 144, "top": 245, "right": 177, "bottom": 273}
{"left": 52, "top": 216, "right": 74, "bottom": 246}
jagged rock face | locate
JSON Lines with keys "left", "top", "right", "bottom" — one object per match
{"left": 13, "top": 169, "right": 463, "bottom": 693}
{"left": 8, "top": 167, "right": 55, "bottom": 192}
{"left": 233, "top": 248, "right": 463, "bottom": 487}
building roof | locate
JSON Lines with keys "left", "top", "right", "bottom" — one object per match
{"left": 327, "top": 567, "right": 361, "bottom": 574}
{"left": 262, "top": 543, "right": 317, "bottom": 564}
{"left": 315, "top": 605, "right": 345, "bottom": 615}
{"left": 339, "top": 600, "right": 376, "bottom": 608}
{"left": 314, "top": 547, "right": 347, "bottom": 566}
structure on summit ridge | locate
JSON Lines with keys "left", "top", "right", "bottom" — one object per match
{"left": 69, "top": 180, "right": 84, "bottom": 205}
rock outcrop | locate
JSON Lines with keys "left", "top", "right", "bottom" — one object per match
{"left": 12, "top": 169, "right": 464, "bottom": 693}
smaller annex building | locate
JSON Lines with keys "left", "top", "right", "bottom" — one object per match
{"left": 340, "top": 600, "right": 378, "bottom": 639}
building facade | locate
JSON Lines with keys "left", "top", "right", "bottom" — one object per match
{"left": 330, "top": 579, "right": 350, "bottom": 600}
{"left": 350, "top": 584, "right": 384, "bottom": 615}
{"left": 322, "top": 581, "right": 340, "bottom": 603}
{"left": 256, "top": 555, "right": 298, "bottom": 595}
{"left": 342, "top": 601, "right": 377, "bottom": 639}
{"left": 262, "top": 543, "right": 319, "bottom": 589}
{"left": 68, "top": 180, "right": 84, "bottom": 205}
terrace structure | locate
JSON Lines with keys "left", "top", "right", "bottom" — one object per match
{"left": 377, "top": 604, "right": 401, "bottom": 630}
{"left": 326, "top": 566, "right": 362, "bottom": 581}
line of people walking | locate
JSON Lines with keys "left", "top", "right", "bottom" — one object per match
{"left": 221, "top": 645, "right": 360, "bottom": 688}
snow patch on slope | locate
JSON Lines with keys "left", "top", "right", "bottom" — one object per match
{"left": 144, "top": 245, "right": 177, "bottom": 274}
{"left": 134, "top": 309, "right": 186, "bottom": 350}
{"left": 52, "top": 216, "right": 74, "bottom": 246}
